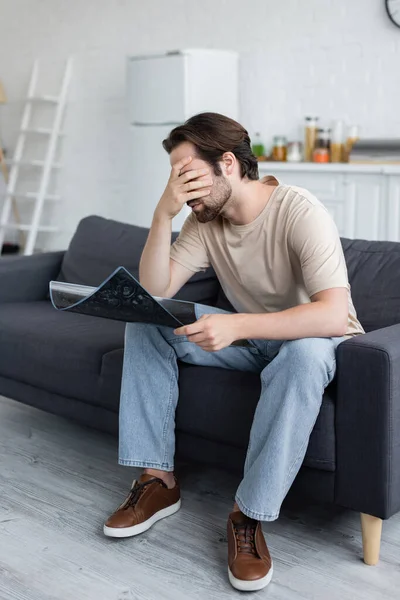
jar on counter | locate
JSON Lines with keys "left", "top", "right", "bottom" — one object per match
{"left": 304, "top": 117, "right": 319, "bottom": 162}
{"left": 252, "top": 132, "right": 265, "bottom": 158}
{"left": 344, "top": 125, "right": 360, "bottom": 162}
{"left": 287, "top": 141, "right": 303, "bottom": 162}
{"left": 272, "top": 136, "right": 287, "bottom": 162}
{"left": 331, "top": 120, "right": 345, "bottom": 163}
{"left": 313, "top": 128, "right": 331, "bottom": 163}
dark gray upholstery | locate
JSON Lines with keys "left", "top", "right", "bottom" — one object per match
{"left": 0, "top": 301, "right": 125, "bottom": 404}
{"left": 0, "top": 251, "right": 64, "bottom": 303}
{"left": 336, "top": 324, "right": 400, "bottom": 519}
{"left": 1, "top": 215, "right": 400, "bottom": 521}
{"left": 341, "top": 238, "right": 400, "bottom": 332}
{"left": 57, "top": 215, "right": 150, "bottom": 285}
{"left": 57, "top": 215, "right": 219, "bottom": 306}
{"left": 176, "top": 364, "right": 337, "bottom": 472}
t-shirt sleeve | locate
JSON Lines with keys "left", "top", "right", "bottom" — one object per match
{"left": 288, "top": 200, "right": 349, "bottom": 297}
{"left": 170, "top": 213, "right": 210, "bottom": 272}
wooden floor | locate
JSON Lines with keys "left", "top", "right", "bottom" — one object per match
{"left": 1, "top": 396, "right": 400, "bottom": 600}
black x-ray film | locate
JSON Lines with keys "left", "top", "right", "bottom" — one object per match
{"left": 50, "top": 266, "right": 196, "bottom": 328}
{"left": 50, "top": 266, "right": 251, "bottom": 347}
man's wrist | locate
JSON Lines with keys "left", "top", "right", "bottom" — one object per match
{"left": 230, "top": 313, "right": 250, "bottom": 341}
{"left": 153, "top": 208, "right": 173, "bottom": 226}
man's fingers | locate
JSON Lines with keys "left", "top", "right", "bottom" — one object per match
{"left": 185, "top": 332, "right": 210, "bottom": 344}
{"left": 173, "top": 325, "right": 186, "bottom": 336}
{"left": 174, "top": 321, "right": 205, "bottom": 336}
{"left": 181, "top": 179, "right": 212, "bottom": 192}
{"left": 174, "top": 315, "right": 221, "bottom": 351}
{"left": 178, "top": 168, "right": 210, "bottom": 183}
{"left": 174, "top": 314, "right": 211, "bottom": 336}
{"left": 171, "top": 156, "right": 193, "bottom": 179}
{"left": 186, "top": 189, "right": 211, "bottom": 202}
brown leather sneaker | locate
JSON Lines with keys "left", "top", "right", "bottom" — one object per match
{"left": 227, "top": 510, "right": 273, "bottom": 591}
{"left": 103, "top": 474, "right": 181, "bottom": 538}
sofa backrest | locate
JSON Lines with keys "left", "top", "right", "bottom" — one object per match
{"left": 60, "top": 217, "right": 400, "bottom": 332}
{"left": 57, "top": 215, "right": 219, "bottom": 305}
{"left": 216, "top": 238, "right": 400, "bottom": 330}
{"left": 341, "top": 238, "right": 400, "bottom": 332}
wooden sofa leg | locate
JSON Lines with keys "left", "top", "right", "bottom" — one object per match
{"left": 360, "top": 513, "right": 382, "bottom": 565}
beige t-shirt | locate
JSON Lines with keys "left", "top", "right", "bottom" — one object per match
{"left": 170, "top": 183, "right": 364, "bottom": 337}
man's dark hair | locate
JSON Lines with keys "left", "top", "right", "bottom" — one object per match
{"left": 162, "top": 112, "right": 259, "bottom": 180}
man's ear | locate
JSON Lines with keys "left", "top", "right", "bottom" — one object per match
{"left": 221, "top": 152, "right": 236, "bottom": 176}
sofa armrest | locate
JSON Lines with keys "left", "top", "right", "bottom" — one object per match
{"left": 0, "top": 251, "right": 65, "bottom": 303}
{"left": 335, "top": 324, "right": 400, "bottom": 519}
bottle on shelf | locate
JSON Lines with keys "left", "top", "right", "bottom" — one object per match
{"left": 251, "top": 132, "right": 265, "bottom": 158}
{"left": 313, "top": 128, "right": 331, "bottom": 163}
{"left": 272, "top": 136, "right": 287, "bottom": 162}
{"left": 344, "top": 125, "right": 360, "bottom": 162}
{"left": 304, "top": 117, "right": 319, "bottom": 162}
{"left": 287, "top": 141, "right": 303, "bottom": 162}
{"left": 331, "top": 119, "right": 345, "bottom": 163}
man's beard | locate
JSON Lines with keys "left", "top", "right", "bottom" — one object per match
{"left": 194, "top": 176, "right": 232, "bottom": 223}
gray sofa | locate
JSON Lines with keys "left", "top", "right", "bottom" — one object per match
{"left": 1, "top": 215, "right": 400, "bottom": 563}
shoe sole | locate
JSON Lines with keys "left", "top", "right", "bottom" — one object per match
{"left": 103, "top": 498, "right": 181, "bottom": 538}
{"left": 228, "top": 563, "right": 273, "bottom": 592}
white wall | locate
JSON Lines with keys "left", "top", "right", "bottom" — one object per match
{"left": 0, "top": 0, "right": 399, "bottom": 250}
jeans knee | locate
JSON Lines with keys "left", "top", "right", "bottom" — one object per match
{"left": 125, "top": 322, "right": 166, "bottom": 346}
{"left": 125, "top": 321, "right": 145, "bottom": 343}
{"left": 125, "top": 323, "right": 180, "bottom": 353}
{"left": 280, "top": 338, "right": 336, "bottom": 374}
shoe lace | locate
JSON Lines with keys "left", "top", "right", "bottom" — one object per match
{"left": 234, "top": 522, "right": 257, "bottom": 555}
{"left": 124, "top": 477, "right": 167, "bottom": 509}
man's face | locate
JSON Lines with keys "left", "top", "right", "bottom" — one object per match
{"left": 169, "top": 142, "right": 232, "bottom": 223}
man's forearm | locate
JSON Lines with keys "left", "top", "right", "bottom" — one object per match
{"left": 139, "top": 212, "right": 172, "bottom": 295}
{"left": 232, "top": 301, "right": 348, "bottom": 341}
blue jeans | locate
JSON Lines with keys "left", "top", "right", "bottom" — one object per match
{"left": 119, "top": 303, "right": 344, "bottom": 521}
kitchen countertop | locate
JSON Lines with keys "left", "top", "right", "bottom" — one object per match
{"left": 257, "top": 162, "right": 400, "bottom": 175}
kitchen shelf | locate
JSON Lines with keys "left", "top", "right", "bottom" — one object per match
{"left": 257, "top": 162, "right": 400, "bottom": 175}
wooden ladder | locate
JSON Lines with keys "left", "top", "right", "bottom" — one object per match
{"left": 0, "top": 57, "right": 73, "bottom": 255}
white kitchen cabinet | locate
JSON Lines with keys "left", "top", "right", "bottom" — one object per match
{"left": 258, "top": 163, "right": 400, "bottom": 242}
{"left": 342, "top": 174, "right": 385, "bottom": 240}
{"left": 273, "top": 170, "right": 348, "bottom": 236}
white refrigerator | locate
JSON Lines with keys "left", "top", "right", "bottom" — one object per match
{"left": 127, "top": 49, "right": 239, "bottom": 230}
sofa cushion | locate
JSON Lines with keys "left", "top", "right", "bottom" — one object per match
{"left": 57, "top": 215, "right": 219, "bottom": 305}
{"left": 176, "top": 363, "right": 336, "bottom": 472}
{"left": 58, "top": 215, "right": 149, "bottom": 286}
{"left": 342, "top": 238, "right": 400, "bottom": 332}
{"left": 0, "top": 301, "right": 125, "bottom": 405}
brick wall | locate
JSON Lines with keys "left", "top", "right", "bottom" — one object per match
{"left": 0, "top": 0, "right": 399, "bottom": 250}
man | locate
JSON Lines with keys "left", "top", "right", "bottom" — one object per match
{"left": 103, "top": 113, "right": 364, "bottom": 592}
